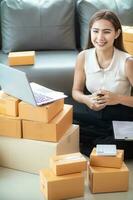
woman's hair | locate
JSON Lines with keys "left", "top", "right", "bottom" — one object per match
{"left": 86, "top": 9, "right": 125, "bottom": 51}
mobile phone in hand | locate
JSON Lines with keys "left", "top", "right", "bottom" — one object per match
{"left": 96, "top": 93, "right": 104, "bottom": 104}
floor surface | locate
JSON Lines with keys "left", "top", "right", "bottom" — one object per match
{"left": 0, "top": 160, "right": 133, "bottom": 200}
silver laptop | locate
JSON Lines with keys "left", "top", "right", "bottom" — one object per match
{"left": 0, "top": 64, "right": 67, "bottom": 106}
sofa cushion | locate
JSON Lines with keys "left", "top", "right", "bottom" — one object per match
{"left": 0, "top": 0, "right": 2, "bottom": 49}
{"left": 1, "top": 0, "right": 76, "bottom": 53}
{"left": 77, "top": 0, "right": 133, "bottom": 49}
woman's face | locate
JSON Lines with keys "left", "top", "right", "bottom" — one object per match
{"left": 91, "top": 19, "right": 119, "bottom": 51}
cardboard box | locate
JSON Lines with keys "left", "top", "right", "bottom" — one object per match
{"left": 40, "top": 168, "right": 84, "bottom": 200}
{"left": 8, "top": 51, "right": 35, "bottom": 66}
{"left": 0, "top": 114, "right": 22, "bottom": 138}
{"left": 123, "top": 41, "right": 133, "bottom": 55}
{"left": 0, "top": 124, "right": 79, "bottom": 173}
{"left": 19, "top": 99, "right": 64, "bottom": 123}
{"left": 0, "top": 91, "right": 20, "bottom": 117}
{"left": 22, "top": 104, "right": 72, "bottom": 142}
{"left": 90, "top": 148, "right": 124, "bottom": 168}
{"left": 89, "top": 162, "right": 129, "bottom": 193}
{"left": 50, "top": 152, "right": 87, "bottom": 175}
{"left": 122, "top": 26, "right": 133, "bottom": 55}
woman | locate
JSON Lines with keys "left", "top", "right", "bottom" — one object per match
{"left": 72, "top": 10, "right": 133, "bottom": 158}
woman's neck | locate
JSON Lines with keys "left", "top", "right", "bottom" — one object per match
{"left": 95, "top": 47, "right": 114, "bottom": 69}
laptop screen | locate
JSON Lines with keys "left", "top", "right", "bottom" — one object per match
{"left": 0, "top": 64, "right": 36, "bottom": 105}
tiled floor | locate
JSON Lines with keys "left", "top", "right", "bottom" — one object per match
{"left": 0, "top": 160, "right": 133, "bottom": 200}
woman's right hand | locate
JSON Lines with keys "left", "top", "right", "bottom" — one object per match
{"left": 83, "top": 94, "right": 106, "bottom": 111}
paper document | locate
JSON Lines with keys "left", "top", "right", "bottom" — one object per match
{"left": 113, "top": 121, "right": 133, "bottom": 140}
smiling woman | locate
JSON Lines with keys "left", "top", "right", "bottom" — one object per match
{"left": 72, "top": 9, "right": 133, "bottom": 158}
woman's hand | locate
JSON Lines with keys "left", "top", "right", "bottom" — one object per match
{"left": 95, "top": 89, "right": 120, "bottom": 106}
{"left": 83, "top": 94, "right": 106, "bottom": 111}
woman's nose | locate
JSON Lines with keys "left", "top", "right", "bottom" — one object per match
{"left": 97, "top": 32, "right": 104, "bottom": 40}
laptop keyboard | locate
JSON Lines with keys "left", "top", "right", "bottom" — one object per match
{"left": 34, "top": 92, "right": 53, "bottom": 104}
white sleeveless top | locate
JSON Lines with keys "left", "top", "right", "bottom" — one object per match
{"left": 84, "top": 48, "right": 132, "bottom": 95}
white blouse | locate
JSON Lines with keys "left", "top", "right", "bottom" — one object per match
{"left": 84, "top": 48, "right": 132, "bottom": 96}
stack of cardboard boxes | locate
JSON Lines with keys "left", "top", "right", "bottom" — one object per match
{"left": 0, "top": 90, "right": 80, "bottom": 173}
{"left": 40, "top": 152, "right": 87, "bottom": 199}
{"left": 19, "top": 99, "right": 72, "bottom": 142}
{"left": 0, "top": 91, "right": 21, "bottom": 138}
{"left": 88, "top": 148, "right": 129, "bottom": 193}
{"left": 122, "top": 26, "right": 133, "bottom": 55}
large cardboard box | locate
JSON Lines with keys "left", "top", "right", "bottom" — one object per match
{"left": 90, "top": 148, "right": 124, "bottom": 168}
{"left": 0, "top": 114, "right": 22, "bottom": 138}
{"left": 89, "top": 163, "right": 129, "bottom": 193}
{"left": 0, "top": 124, "right": 79, "bottom": 173}
{"left": 122, "top": 26, "right": 133, "bottom": 55}
{"left": 0, "top": 91, "right": 19, "bottom": 117}
{"left": 22, "top": 104, "right": 72, "bottom": 142}
{"left": 40, "top": 168, "right": 84, "bottom": 200}
{"left": 50, "top": 152, "right": 87, "bottom": 175}
{"left": 8, "top": 51, "right": 35, "bottom": 66}
{"left": 19, "top": 99, "right": 64, "bottom": 123}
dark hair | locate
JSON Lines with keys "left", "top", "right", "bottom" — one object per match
{"left": 86, "top": 9, "right": 125, "bottom": 51}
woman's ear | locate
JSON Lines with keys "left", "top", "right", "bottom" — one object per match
{"left": 115, "top": 29, "right": 121, "bottom": 39}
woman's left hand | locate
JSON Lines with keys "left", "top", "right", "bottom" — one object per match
{"left": 96, "top": 89, "right": 120, "bottom": 106}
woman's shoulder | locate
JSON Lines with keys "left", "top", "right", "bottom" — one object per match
{"left": 78, "top": 48, "right": 95, "bottom": 58}
{"left": 115, "top": 48, "right": 133, "bottom": 75}
{"left": 115, "top": 48, "right": 132, "bottom": 58}
{"left": 125, "top": 56, "right": 133, "bottom": 67}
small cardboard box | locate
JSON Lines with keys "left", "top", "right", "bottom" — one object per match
{"left": 0, "top": 114, "right": 22, "bottom": 138}
{"left": 22, "top": 104, "right": 72, "bottom": 142}
{"left": 0, "top": 124, "right": 79, "bottom": 173}
{"left": 19, "top": 99, "right": 64, "bottom": 123}
{"left": 89, "top": 162, "right": 129, "bottom": 193}
{"left": 0, "top": 91, "right": 20, "bottom": 117}
{"left": 122, "top": 26, "right": 133, "bottom": 55}
{"left": 40, "top": 168, "right": 84, "bottom": 200}
{"left": 8, "top": 51, "right": 35, "bottom": 66}
{"left": 90, "top": 148, "right": 124, "bottom": 168}
{"left": 50, "top": 152, "right": 87, "bottom": 175}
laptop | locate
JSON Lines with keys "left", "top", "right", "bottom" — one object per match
{"left": 0, "top": 64, "right": 67, "bottom": 106}
{"left": 113, "top": 121, "right": 133, "bottom": 140}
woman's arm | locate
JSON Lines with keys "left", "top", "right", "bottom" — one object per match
{"left": 72, "top": 51, "right": 87, "bottom": 103}
{"left": 118, "top": 57, "right": 133, "bottom": 107}
{"left": 98, "top": 57, "right": 133, "bottom": 107}
{"left": 72, "top": 51, "right": 106, "bottom": 110}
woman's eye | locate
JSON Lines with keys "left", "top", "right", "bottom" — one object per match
{"left": 104, "top": 31, "right": 111, "bottom": 34}
{"left": 93, "top": 30, "right": 98, "bottom": 33}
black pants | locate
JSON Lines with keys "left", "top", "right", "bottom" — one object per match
{"left": 65, "top": 97, "right": 133, "bottom": 159}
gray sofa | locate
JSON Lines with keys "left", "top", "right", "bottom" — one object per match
{"left": 0, "top": 0, "right": 133, "bottom": 97}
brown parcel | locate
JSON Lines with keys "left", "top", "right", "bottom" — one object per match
{"left": 40, "top": 168, "right": 84, "bottom": 200}
{"left": 89, "top": 162, "right": 129, "bottom": 193}
{"left": 0, "top": 114, "right": 22, "bottom": 138}
{"left": 122, "top": 26, "right": 133, "bottom": 55}
{"left": 19, "top": 99, "right": 64, "bottom": 123}
{"left": 22, "top": 104, "right": 72, "bottom": 142}
{"left": 50, "top": 152, "right": 87, "bottom": 175}
{"left": 0, "top": 91, "right": 20, "bottom": 117}
{"left": 90, "top": 148, "right": 124, "bottom": 168}
{"left": 8, "top": 51, "right": 35, "bottom": 66}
